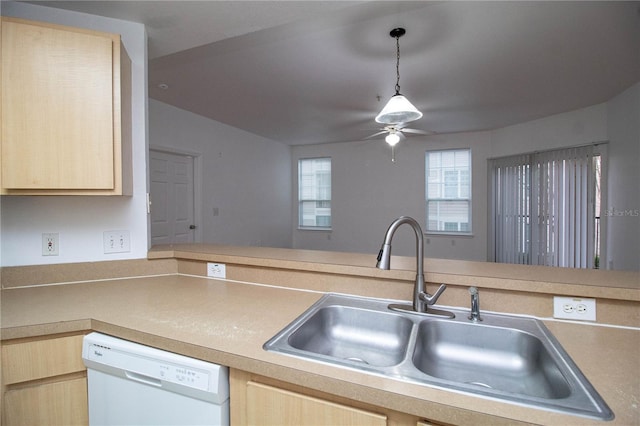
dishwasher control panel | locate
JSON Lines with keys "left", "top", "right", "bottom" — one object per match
{"left": 82, "top": 332, "right": 229, "bottom": 405}
{"left": 161, "top": 363, "right": 209, "bottom": 388}
{"left": 87, "top": 342, "right": 211, "bottom": 391}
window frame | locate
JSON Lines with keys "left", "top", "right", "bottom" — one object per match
{"left": 425, "top": 148, "right": 473, "bottom": 236}
{"left": 297, "top": 157, "right": 332, "bottom": 230}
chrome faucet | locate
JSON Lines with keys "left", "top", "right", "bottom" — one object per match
{"left": 468, "top": 286, "right": 482, "bottom": 321}
{"left": 376, "top": 216, "right": 453, "bottom": 318}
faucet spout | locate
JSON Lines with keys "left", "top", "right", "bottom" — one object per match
{"left": 376, "top": 216, "right": 453, "bottom": 318}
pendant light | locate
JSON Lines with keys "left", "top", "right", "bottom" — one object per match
{"left": 375, "top": 28, "right": 422, "bottom": 125}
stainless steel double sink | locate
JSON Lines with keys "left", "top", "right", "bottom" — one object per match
{"left": 264, "top": 293, "right": 613, "bottom": 421}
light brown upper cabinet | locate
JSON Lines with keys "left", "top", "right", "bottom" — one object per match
{"left": 1, "top": 17, "right": 132, "bottom": 195}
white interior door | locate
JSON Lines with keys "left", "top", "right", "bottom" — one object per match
{"left": 150, "top": 150, "right": 196, "bottom": 245}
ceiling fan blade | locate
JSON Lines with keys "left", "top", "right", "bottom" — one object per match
{"left": 364, "top": 130, "right": 388, "bottom": 140}
{"left": 401, "top": 128, "right": 434, "bottom": 135}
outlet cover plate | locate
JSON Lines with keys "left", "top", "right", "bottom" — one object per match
{"left": 553, "top": 296, "right": 596, "bottom": 321}
{"left": 42, "top": 233, "right": 59, "bottom": 256}
{"left": 207, "top": 263, "right": 226, "bottom": 278}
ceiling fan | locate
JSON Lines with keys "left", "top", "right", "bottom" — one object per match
{"left": 365, "top": 123, "right": 432, "bottom": 145}
{"left": 364, "top": 123, "right": 434, "bottom": 162}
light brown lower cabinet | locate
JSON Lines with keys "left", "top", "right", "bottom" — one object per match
{"left": 230, "top": 368, "right": 430, "bottom": 426}
{"left": 4, "top": 377, "right": 88, "bottom": 426}
{"left": 1, "top": 333, "right": 88, "bottom": 426}
{"left": 246, "top": 381, "right": 387, "bottom": 426}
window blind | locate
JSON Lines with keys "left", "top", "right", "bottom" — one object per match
{"left": 489, "top": 145, "right": 603, "bottom": 268}
{"left": 488, "top": 154, "right": 531, "bottom": 265}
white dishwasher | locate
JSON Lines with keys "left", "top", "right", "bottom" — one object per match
{"left": 82, "top": 332, "right": 229, "bottom": 426}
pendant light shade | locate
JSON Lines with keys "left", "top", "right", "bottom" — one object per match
{"left": 375, "top": 94, "right": 422, "bottom": 124}
{"left": 376, "top": 27, "right": 422, "bottom": 125}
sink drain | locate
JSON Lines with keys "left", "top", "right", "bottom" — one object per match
{"left": 345, "top": 357, "right": 369, "bottom": 365}
{"left": 467, "top": 381, "right": 492, "bottom": 389}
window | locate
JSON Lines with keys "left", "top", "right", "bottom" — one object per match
{"left": 488, "top": 144, "right": 604, "bottom": 269}
{"left": 425, "top": 149, "right": 471, "bottom": 233}
{"left": 298, "top": 157, "right": 331, "bottom": 228}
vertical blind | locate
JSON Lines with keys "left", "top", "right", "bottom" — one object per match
{"left": 488, "top": 144, "right": 604, "bottom": 268}
{"left": 488, "top": 154, "right": 532, "bottom": 265}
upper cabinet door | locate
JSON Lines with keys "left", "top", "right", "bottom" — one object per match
{"left": 1, "top": 17, "right": 132, "bottom": 195}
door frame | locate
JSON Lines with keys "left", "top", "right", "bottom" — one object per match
{"left": 149, "top": 146, "right": 203, "bottom": 244}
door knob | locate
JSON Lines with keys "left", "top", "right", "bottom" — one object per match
{"left": 189, "top": 225, "right": 196, "bottom": 229}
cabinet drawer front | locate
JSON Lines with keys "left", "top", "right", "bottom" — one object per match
{"left": 3, "top": 377, "right": 88, "bottom": 426}
{"left": 2, "top": 334, "right": 86, "bottom": 384}
{"left": 247, "top": 381, "right": 387, "bottom": 426}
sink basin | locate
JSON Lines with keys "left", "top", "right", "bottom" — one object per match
{"left": 264, "top": 293, "right": 614, "bottom": 421}
{"left": 412, "top": 320, "right": 571, "bottom": 399}
{"left": 288, "top": 305, "right": 412, "bottom": 367}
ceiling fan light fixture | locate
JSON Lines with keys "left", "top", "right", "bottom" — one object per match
{"left": 375, "top": 94, "right": 423, "bottom": 124}
{"left": 385, "top": 131, "right": 401, "bottom": 146}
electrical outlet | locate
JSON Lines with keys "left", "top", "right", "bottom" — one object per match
{"left": 207, "top": 263, "right": 226, "bottom": 279}
{"left": 103, "top": 230, "right": 131, "bottom": 254}
{"left": 553, "top": 296, "right": 596, "bottom": 321}
{"left": 42, "top": 233, "right": 59, "bottom": 256}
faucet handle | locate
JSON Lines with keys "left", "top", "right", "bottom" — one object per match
{"left": 419, "top": 283, "right": 447, "bottom": 305}
{"left": 468, "top": 286, "right": 482, "bottom": 321}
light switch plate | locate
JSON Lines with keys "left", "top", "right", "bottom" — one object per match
{"left": 103, "top": 230, "right": 131, "bottom": 254}
{"left": 553, "top": 296, "right": 596, "bottom": 321}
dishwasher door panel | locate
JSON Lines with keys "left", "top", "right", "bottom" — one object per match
{"left": 88, "top": 369, "right": 229, "bottom": 426}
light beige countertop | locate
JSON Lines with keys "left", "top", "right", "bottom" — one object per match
{"left": 2, "top": 274, "right": 638, "bottom": 426}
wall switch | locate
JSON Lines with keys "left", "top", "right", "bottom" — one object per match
{"left": 553, "top": 296, "right": 596, "bottom": 321}
{"left": 42, "top": 233, "right": 59, "bottom": 256}
{"left": 103, "top": 230, "right": 131, "bottom": 254}
{"left": 207, "top": 263, "right": 226, "bottom": 279}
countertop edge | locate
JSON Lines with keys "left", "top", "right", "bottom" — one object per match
{"left": 148, "top": 244, "right": 640, "bottom": 301}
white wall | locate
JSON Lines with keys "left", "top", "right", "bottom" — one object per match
{"left": 489, "top": 103, "right": 607, "bottom": 155}
{"left": 292, "top": 132, "right": 493, "bottom": 259}
{"left": 605, "top": 82, "right": 640, "bottom": 271}
{"left": 1, "top": 3, "right": 148, "bottom": 266}
{"left": 0, "top": 1, "right": 3, "bottom": 269}
{"left": 292, "top": 84, "right": 639, "bottom": 270}
{"left": 149, "top": 100, "right": 292, "bottom": 248}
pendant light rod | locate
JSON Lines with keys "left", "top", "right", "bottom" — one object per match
{"left": 390, "top": 27, "right": 406, "bottom": 95}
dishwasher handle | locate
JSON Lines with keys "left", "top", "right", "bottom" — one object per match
{"left": 125, "top": 370, "right": 162, "bottom": 387}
